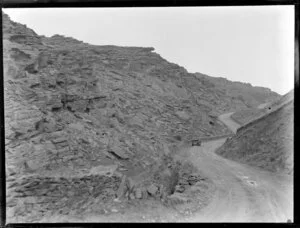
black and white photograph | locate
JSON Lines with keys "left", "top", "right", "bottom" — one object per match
{"left": 3, "top": 5, "right": 294, "bottom": 223}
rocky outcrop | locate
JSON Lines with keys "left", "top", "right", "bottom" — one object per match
{"left": 7, "top": 174, "right": 121, "bottom": 222}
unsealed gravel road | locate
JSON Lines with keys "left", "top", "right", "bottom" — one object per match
{"left": 178, "top": 112, "right": 293, "bottom": 222}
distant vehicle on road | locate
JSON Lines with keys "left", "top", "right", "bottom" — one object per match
{"left": 191, "top": 139, "right": 202, "bottom": 146}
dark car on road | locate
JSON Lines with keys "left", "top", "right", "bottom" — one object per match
{"left": 191, "top": 139, "right": 202, "bottom": 146}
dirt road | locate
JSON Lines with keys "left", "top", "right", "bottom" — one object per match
{"left": 178, "top": 139, "right": 293, "bottom": 222}
{"left": 218, "top": 112, "right": 240, "bottom": 133}
{"left": 178, "top": 111, "right": 293, "bottom": 222}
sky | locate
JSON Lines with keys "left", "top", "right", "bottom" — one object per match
{"left": 3, "top": 6, "right": 294, "bottom": 95}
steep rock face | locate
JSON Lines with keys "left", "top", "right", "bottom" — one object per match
{"left": 4, "top": 13, "right": 234, "bottom": 179}
{"left": 216, "top": 100, "right": 293, "bottom": 174}
{"left": 3, "top": 12, "right": 280, "bottom": 221}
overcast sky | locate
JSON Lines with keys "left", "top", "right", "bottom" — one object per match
{"left": 3, "top": 6, "right": 294, "bottom": 95}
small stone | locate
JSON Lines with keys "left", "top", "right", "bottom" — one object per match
{"left": 6, "top": 198, "right": 17, "bottom": 207}
{"left": 158, "top": 184, "right": 164, "bottom": 196}
{"left": 129, "top": 193, "right": 135, "bottom": 200}
{"left": 116, "top": 175, "right": 127, "bottom": 199}
{"left": 134, "top": 188, "right": 143, "bottom": 199}
{"left": 175, "top": 111, "right": 190, "bottom": 120}
{"left": 24, "top": 196, "right": 36, "bottom": 204}
{"left": 179, "top": 179, "right": 189, "bottom": 186}
{"left": 111, "top": 208, "right": 118, "bottom": 213}
{"left": 108, "top": 146, "right": 129, "bottom": 160}
{"left": 175, "top": 185, "right": 185, "bottom": 193}
{"left": 113, "top": 198, "right": 121, "bottom": 203}
{"left": 26, "top": 160, "right": 43, "bottom": 171}
{"left": 127, "top": 177, "right": 135, "bottom": 191}
{"left": 167, "top": 193, "right": 189, "bottom": 205}
{"left": 142, "top": 188, "right": 148, "bottom": 199}
{"left": 52, "top": 137, "right": 68, "bottom": 144}
{"left": 98, "top": 209, "right": 106, "bottom": 214}
{"left": 147, "top": 184, "right": 158, "bottom": 196}
{"left": 160, "top": 190, "right": 168, "bottom": 201}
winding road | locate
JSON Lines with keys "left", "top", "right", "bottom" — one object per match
{"left": 179, "top": 112, "right": 293, "bottom": 222}
{"left": 218, "top": 112, "right": 240, "bottom": 134}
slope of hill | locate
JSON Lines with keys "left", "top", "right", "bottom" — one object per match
{"left": 231, "top": 89, "right": 294, "bottom": 125}
{"left": 194, "top": 73, "right": 280, "bottom": 114}
{"left": 216, "top": 99, "right": 294, "bottom": 174}
{"left": 3, "top": 12, "right": 280, "bottom": 222}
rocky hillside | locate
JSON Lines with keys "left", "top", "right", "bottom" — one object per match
{"left": 231, "top": 89, "right": 294, "bottom": 125}
{"left": 3, "top": 12, "right": 279, "bottom": 222}
{"left": 216, "top": 99, "right": 293, "bottom": 175}
{"left": 195, "top": 73, "right": 280, "bottom": 113}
